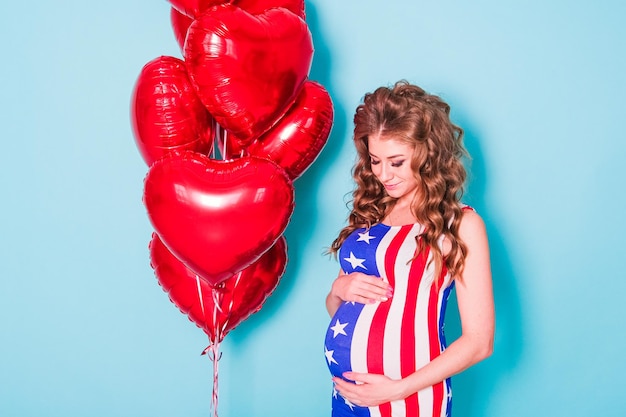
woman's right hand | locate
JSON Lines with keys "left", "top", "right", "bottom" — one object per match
{"left": 326, "top": 271, "right": 393, "bottom": 316}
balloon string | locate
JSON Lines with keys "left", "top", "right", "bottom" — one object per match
{"left": 221, "top": 124, "right": 227, "bottom": 160}
{"left": 220, "top": 270, "right": 242, "bottom": 335}
{"left": 196, "top": 276, "right": 221, "bottom": 417}
{"left": 211, "top": 124, "right": 217, "bottom": 159}
{"left": 207, "top": 270, "right": 245, "bottom": 417}
{"left": 212, "top": 288, "right": 224, "bottom": 315}
{"left": 195, "top": 275, "right": 206, "bottom": 317}
{"left": 212, "top": 121, "right": 226, "bottom": 161}
{"left": 208, "top": 341, "right": 221, "bottom": 417}
{"left": 210, "top": 286, "right": 223, "bottom": 417}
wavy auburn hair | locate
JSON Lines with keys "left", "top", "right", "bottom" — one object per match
{"left": 330, "top": 80, "right": 469, "bottom": 280}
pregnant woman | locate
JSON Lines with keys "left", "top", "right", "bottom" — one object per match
{"left": 324, "top": 81, "right": 495, "bottom": 417}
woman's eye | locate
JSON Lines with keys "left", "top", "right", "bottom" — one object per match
{"left": 371, "top": 159, "right": 380, "bottom": 165}
{"left": 391, "top": 160, "right": 405, "bottom": 167}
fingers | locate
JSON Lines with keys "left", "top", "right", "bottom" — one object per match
{"left": 333, "top": 377, "right": 363, "bottom": 405}
{"left": 344, "top": 371, "right": 389, "bottom": 385}
{"left": 342, "top": 371, "right": 365, "bottom": 383}
{"left": 333, "top": 373, "right": 398, "bottom": 407}
{"left": 348, "top": 287, "right": 390, "bottom": 304}
{"left": 353, "top": 275, "right": 393, "bottom": 303}
{"left": 332, "top": 376, "right": 370, "bottom": 407}
{"left": 332, "top": 272, "right": 394, "bottom": 304}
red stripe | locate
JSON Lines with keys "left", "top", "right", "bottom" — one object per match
{"left": 367, "top": 226, "right": 410, "bottom": 417}
{"left": 427, "top": 266, "right": 447, "bottom": 417}
{"left": 402, "top": 236, "right": 429, "bottom": 416}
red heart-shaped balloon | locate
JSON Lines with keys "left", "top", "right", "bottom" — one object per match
{"left": 222, "top": 80, "right": 334, "bottom": 180}
{"left": 184, "top": 5, "right": 313, "bottom": 144}
{"left": 150, "top": 233, "right": 287, "bottom": 343}
{"left": 130, "top": 56, "right": 214, "bottom": 166}
{"left": 143, "top": 151, "right": 294, "bottom": 285}
{"left": 168, "top": 0, "right": 305, "bottom": 18}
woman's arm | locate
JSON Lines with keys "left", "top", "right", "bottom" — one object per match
{"left": 325, "top": 271, "right": 346, "bottom": 317}
{"left": 334, "top": 210, "right": 495, "bottom": 406}
{"left": 326, "top": 270, "right": 393, "bottom": 317}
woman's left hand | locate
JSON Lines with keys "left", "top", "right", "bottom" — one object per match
{"left": 333, "top": 372, "right": 406, "bottom": 407}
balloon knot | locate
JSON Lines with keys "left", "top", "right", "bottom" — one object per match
{"left": 201, "top": 344, "right": 222, "bottom": 361}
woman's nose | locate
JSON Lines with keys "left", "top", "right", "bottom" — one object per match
{"left": 378, "top": 164, "right": 392, "bottom": 181}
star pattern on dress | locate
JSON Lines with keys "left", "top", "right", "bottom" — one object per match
{"left": 325, "top": 345, "right": 338, "bottom": 366}
{"left": 329, "top": 319, "right": 348, "bottom": 338}
{"left": 356, "top": 230, "right": 376, "bottom": 244}
{"left": 344, "top": 251, "right": 366, "bottom": 270}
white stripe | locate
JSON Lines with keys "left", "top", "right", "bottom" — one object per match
{"left": 349, "top": 302, "right": 377, "bottom": 416}
{"left": 375, "top": 226, "right": 398, "bottom": 297}
{"left": 369, "top": 405, "right": 383, "bottom": 417}
{"left": 390, "top": 399, "right": 406, "bottom": 417}
{"left": 414, "top": 251, "right": 436, "bottom": 415}
{"left": 418, "top": 383, "right": 434, "bottom": 416}
{"left": 351, "top": 302, "right": 374, "bottom": 374}
{"left": 386, "top": 226, "right": 419, "bottom": 417}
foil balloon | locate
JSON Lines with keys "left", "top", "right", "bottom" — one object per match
{"left": 130, "top": 56, "right": 214, "bottom": 166}
{"left": 222, "top": 80, "right": 333, "bottom": 180}
{"left": 170, "top": 7, "right": 193, "bottom": 52}
{"left": 184, "top": 4, "right": 313, "bottom": 144}
{"left": 150, "top": 233, "right": 287, "bottom": 343}
{"left": 143, "top": 151, "right": 295, "bottom": 286}
{"left": 168, "top": 0, "right": 305, "bottom": 18}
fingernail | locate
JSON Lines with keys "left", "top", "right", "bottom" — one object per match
{"left": 380, "top": 297, "right": 388, "bottom": 302}
{"left": 386, "top": 290, "right": 393, "bottom": 297}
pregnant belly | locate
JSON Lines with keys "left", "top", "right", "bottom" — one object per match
{"left": 324, "top": 295, "right": 438, "bottom": 382}
{"left": 324, "top": 300, "right": 393, "bottom": 379}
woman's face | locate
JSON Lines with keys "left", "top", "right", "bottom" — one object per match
{"left": 367, "top": 134, "right": 419, "bottom": 204}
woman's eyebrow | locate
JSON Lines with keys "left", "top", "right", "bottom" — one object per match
{"left": 369, "top": 153, "right": 406, "bottom": 159}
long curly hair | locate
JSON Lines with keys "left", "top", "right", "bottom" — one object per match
{"left": 330, "top": 80, "right": 469, "bottom": 280}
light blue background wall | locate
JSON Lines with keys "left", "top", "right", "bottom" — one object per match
{"left": 1, "top": 1, "right": 625, "bottom": 416}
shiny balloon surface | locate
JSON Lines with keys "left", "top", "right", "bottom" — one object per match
{"left": 143, "top": 151, "right": 295, "bottom": 285}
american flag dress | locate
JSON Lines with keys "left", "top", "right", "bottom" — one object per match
{"left": 324, "top": 222, "right": 456, "bottom": 417}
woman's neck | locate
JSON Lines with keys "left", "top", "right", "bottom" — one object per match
{"left": 383, "top": 200, "right": 417, "bottom": 226}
